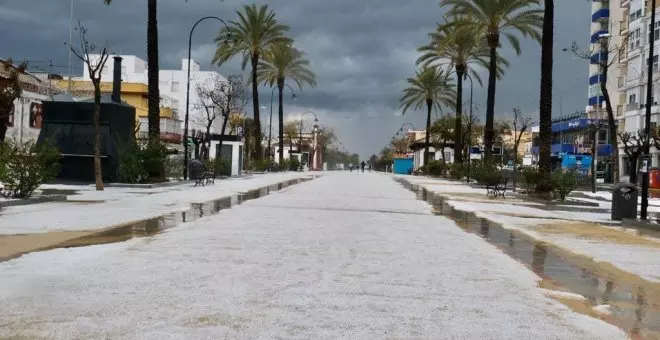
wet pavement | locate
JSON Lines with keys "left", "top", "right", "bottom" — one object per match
{"left": 400, "top": 179, "right": 660, "bottom": 339}
{"left": 0, "top": 173, "right": 624, "bottom": 339}
{"left": 0, "top": 178, "right": 310, "bottom": 262}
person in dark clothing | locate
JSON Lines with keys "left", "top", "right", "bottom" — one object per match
{"left": 360, "top": 161, "right": 366, "bottom": 172}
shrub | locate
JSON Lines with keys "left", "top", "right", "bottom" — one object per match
{"left": 551, "top": 170, "right": 577, "bottom": 202}
{"left": 280, "top": 159, "right": 290, "bottom": 172}
{"left": 117, "top": 140, "right": 148, "bottom": 184}
{"left": 203, "top": 159, "right": 216, "bottom": 172}
{"left": 164, "top": 156, "right": 184, "bottom": 180}
{"left": 521, "top": 167, "right": 542, "bottom": 193}
{"left": 0, "top": 138, "right": 60, "bottom": 198}
{"left": 472, "top": 161, "right": 500, "bottom": 185}
{"left": 289, "top": 158, "right": 300, "bottom": 171}
{"left": 448, "top": 163, "right": 464, "bottom": 180}
{"left": 427, "top": 160, "right": 446, "bottom": 177}
{"left": 253, "top": 159, "right": 270, "bottom": 172}
{"left": 142, "top": 142, "right": 167, "bottom": 182}
{"left": 215, "top": 159, "right": 231, "bottom": 177}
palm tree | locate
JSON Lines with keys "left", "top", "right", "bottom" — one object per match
{"left": 213, "top": 4, "right": 290, "bottom": 161}
{"left": 257, "top": 41, "right": 316, "bottom": 164}
{"left": 417, "top": 14, "right": 509, "bottom": 164}
{"left": 443, "top": 0, "right": 542, "bottom": 160}
{"left": 103, "top": 0, "right": 160, "bottom": 146}
{"left": 538, "top": 0, "right": 554, "bottom": 186}
{"left": 399, "top": 66, "right": 455, "bottom": 166}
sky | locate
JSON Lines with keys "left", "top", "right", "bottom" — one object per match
{"left": 1, "top": 0, "right": 591, "bottom": 158}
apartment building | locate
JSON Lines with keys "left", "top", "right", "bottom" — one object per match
{"left": 617, "top": 0, "right": 660, "bottom": 176}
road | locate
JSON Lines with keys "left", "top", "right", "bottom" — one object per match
{"left": 0, "top": 172, "right": 623, "bottom": 339}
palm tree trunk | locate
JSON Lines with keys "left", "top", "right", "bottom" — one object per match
{"left": 484, "top": 41, "right": 498, "bottom": 161}
{"left": 251, "top": 54, "right": 263, "bottom": 161}
{"left": 425, "top": 98, "right": 433, "bottom": 166}
{"left": 93, "top": 83, "right": 104, "bottom": 191}
{"left": 278, "top": 78, "right": 285, "bottom": 164}
{"left": 147, "top": 0, "right": 160, "bottom": 144}
{"left": 538, "top": 0, "right": 554, "bottom": 188}
{"left": 455, "top": 66, "right": 464, "bottom": 164}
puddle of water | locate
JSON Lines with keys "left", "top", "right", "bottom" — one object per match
{"left": 398, "top": 179, "right": 660, "bottom": 339}
{"left": 6, "top": 178, "right": 314, "bottom": 259}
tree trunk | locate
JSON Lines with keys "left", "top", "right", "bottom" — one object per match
{"left": 629, "top": 153, "right": 639, "bottom": 183}
{"left": 147, "top": 0, "right": 160, "bottom": 143}
{"left": 215, "top": 113, "right": 229, "bottom": 175}
{"left": 484, "top": 36, "right": 499, "bottom": 161}
{"left": 251, "top": 54, "right": 262, "bottom": 161}
{"left": 600, "top": 74, "right": 619, "bottom": 183}
{"left": 278, "top": 78, "right": 285, "bottom": 164}
{"left": 591, "top": 129, "right": 597, "bottom": 193}
{"left": 425, "top": 98, "right": 433, "bottom": 166}
{"left": 93, "top": 83, "right": 104, "bottom": 191}
{"left": 538, "top": 0, "right": 554, "bottom": 190}
{"left": 454, "top": 65, "right": 465, "bottom": 164}
{"left": 204, "top": 123, "right": 212, "bottom": 161}
{"left": 512, "top": 140, "right": 521, "bottom": 192}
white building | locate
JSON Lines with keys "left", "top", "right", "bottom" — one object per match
{"left": 159, "top": 59, "right": 228, "bottom": 134}
{"left": 617, "top": 0, "right": 660, "bottom": 176}
{"left": 84, "top": 55, "right": 228, "bottom": 136}
{"left": 1, "top": 59, "right": 50, "bottom": 142}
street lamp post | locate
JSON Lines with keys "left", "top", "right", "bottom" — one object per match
{"left": 641, "top": 0, "right": 656, "bottom": 220}
{"left": 183, "top": 16, "right": 230, "bottom": 180}
{"left": 269, "top": 84, "right": 296, "bottom": 169}
{"left": 464, "top": 73, "right": 474, "bottom": 183}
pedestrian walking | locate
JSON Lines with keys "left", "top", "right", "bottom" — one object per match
{"left": 361, "top": 161, "right": 366, "bottom": 173}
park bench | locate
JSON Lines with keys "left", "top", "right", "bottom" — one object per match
{"left": 190, "top": 160, "right": 215, "bottom": 187}
{"left": 485, "top": 177, "right": 509, "bottom": 198}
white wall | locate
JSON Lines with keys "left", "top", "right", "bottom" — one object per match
{"left": 159, "top": 63, "right": 227, "bottom": 134}
{"left": 85, "top": 55, "right": 148, "bottom": 84}
{"left": 5, "top": 91, "right": 49, "bottom": 142}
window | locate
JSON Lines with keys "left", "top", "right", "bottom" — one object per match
{"left": 445, "top": 152, "right": 451, "bottom": 161}
{"left": 630, "top": 28, "right": 641, "bottom": 50}
{"left": 598, "top": 130, "right": 607, "bottom": 144}
{"left": 654, "top": 21, "right": 660, "bottom": 41}
{"left": 121, "top": 66, "right": 127, "bottom": 75}
{"left": 646, "top": 55, "right": 659, "bottom": 71}
{"left": 629, "top": 93, "right": 637, "bottom": 104}
{"left": 629, "top": 9, "right": 643, "bottom": 22}
{"left": 7, "top": 103, "right": 14, "bottom": 127}
{"left": 171, "top": 81, "right": 179, "bottom": 92}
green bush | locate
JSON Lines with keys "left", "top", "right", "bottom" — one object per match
{"left": 253, "top": 159, "right": 270, "bottom": 172}
{"left": 448, "top": 163, "right": 464, "bottom": 180}
{"left": 289, "top": 158, "right": 300, "bottom": 171}
{"left": 215, "top": 159, "right": 231, "bottom": 177}
{"left": 203, "top": 159, "right": 216, "bottom": 172}
{"left": 551, "top": 170, "right": 577, "bottom": 202}
{"left": 521, "top": 167, "right": 542, "bottom": 193}
{"left": 472, "top": 161, "right": 501, "bottom": 185}
{"left": 280, "top": 159, "right": 290, "bottom": 172}
{"left": 164, "top": 156, "right": 184, "bottom": 180}
{"left": 0, "top": 138, "right": 60, "bottom": 198}
{"left": 117, "top": 139, "right": 167, "bottom": 184}
{"left": 427, "top": 160, "right": 447, "bottom": 177}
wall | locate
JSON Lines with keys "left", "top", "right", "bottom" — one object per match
{"left": 5, "top": 91, "right": 49, "bottom": 142}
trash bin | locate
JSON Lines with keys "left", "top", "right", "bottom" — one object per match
{"left": 611, "top": 183, "right": 638, "bottom": 221}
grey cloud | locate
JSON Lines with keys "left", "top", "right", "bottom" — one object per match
{"left": 2, "top": 0, "right": 591, "bottom": 158}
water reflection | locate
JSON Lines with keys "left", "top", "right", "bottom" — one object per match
{"left": 397, "top": 178, "right": 660, "bottom": 337}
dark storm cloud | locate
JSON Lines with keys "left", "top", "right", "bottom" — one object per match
{"left": 1, "top": 0, "right": 591, "bottom": 158}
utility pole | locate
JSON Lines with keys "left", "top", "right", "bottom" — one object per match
{"left": 67, "top": 0, "right": 74, "bottom": 93}
{"left": 641, "top": 0, "right": 656, "bottom": 220}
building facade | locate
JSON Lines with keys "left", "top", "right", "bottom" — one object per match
{"left": 1, "top": 59, "right": 51, "bottom": 142}
{"left": 617, "top": 0, "right": 660, "bottom": 176}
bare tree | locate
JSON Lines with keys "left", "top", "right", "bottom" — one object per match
{"left": 587, "top": 120, "right": 607, "bottom": 193}
{"left": 390, "top": 136, "right": 410, "bottom": 155}
{"left": 68, "top": 22, "right": 111, "bottom": 191}
{"left": 619, "top": 130, "right": 660, "bottom": 184}
{"left": 571, "top": 32, "right": 628, "bottom": 184}
{"left": 194, "top": 74, "right": 248, "bottom": 162}
{"left": 510, "top": 107, "right": 532, "bottom": 191}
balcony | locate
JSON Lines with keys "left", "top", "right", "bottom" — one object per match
{"left": 137, "top": 116, "right": 182, "bottom": 143}
{"left": 589, "top": 95, "right": 604, "bottom": 106}
{"left": 590, "top": 30, "right": 609, "bottom": 43}
{"left": 589, "top": 74, "right": 604, "bottom": 85}
{"left": 592, "top": 8, "right": 610, "bottom": 23}
{"left": 590, "top": 51, "right": 608, "bottom": 64}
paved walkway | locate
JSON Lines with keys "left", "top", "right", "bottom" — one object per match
{"left": 0, "top": 173, "right": 623, "bottom": 339}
